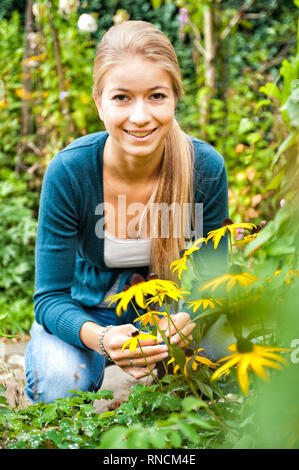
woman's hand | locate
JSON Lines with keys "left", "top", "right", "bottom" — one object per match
{"left": 103, "top": 323, "right": 169, "bottom": 379}
{"left": 156, "top": 312, "right": 196, "bottom": 350}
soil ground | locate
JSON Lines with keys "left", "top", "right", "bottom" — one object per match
{"left": 0, "top": 337, "right": 153, "bottom": 412}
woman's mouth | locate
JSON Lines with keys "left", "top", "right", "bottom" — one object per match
{"left": 124, "top": 128, "right": 157, "bottom": 140}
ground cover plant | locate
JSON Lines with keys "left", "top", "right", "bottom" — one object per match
{"left": 0, "top": 0, "right": 299, "bottom": 450}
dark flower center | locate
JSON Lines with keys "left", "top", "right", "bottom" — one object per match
{"left": 130, "top": 273, "right": 145, "bottom": 286}
{"left": 237, "top": 338, "right": 254, "bottom": 353}
{"left": 229, "top": 264, "right": 243, "bottom": 275}
{"left": 131, "top": 330, "right": 140, "bottom": 337}
{"left": 147, "top": 273, "right": 158, "bottom": 281}
{"left": 222, "top": 218, "right": 234, "bottom": 227}
{"left": 251, "top": 225, "right": 261, "bottom": 234}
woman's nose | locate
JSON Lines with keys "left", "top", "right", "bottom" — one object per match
{"left": 129, "top": 100, "right": 151, "bottom": 125}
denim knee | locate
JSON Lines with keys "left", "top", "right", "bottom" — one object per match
{"left": 25, "top": 321, "right": 106, "bottom": 404}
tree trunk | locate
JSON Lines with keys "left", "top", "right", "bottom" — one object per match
{"left": 199, "top": 5, "right": 216, "bottom": 136}
{"left": 16, "top": 0, "right": 34, "bottom": 173}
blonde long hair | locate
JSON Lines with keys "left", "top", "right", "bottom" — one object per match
{"left": 93, "top": 20, "right": 195, "bottom": 280}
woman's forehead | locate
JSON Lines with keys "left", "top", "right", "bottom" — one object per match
{"left": 102, "top": 57, "right": 174, "bottom": 93}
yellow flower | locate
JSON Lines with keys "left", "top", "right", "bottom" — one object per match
{"left": 23, "top": 53, "right": 46, "bottom": 65}
{"left": 211, "top": 340, "right": 289, "bottom": 394}
{"left": 107, "top": 278, "right": 188, "bottom": 316}
{"left": 206, "top": 218, "right": 257, "bottom": 249}
{"left": 168, "top": 348, "right": 217, "bottom": 376}
{"left": 133, "top": 310, "right": 168, "bottom": 328}
{"left": 265, "top": 268, "right": 299, "bottom": 285}
{"left": 184, "top": 352, "right": 217, "bottom": 375}
{"left": 200, "top": 270, "right": 258, "bottom": 292}
{"left": 170, "top": 238, "right": 206, "bottom": 279}
{"left": 146, "top": 287, "right": 189, "bottom": 307}
{"left": 121, "top": 332, "right": 157, "bottom": 352}
{"left": 233, "top": 233, "right": 259, "bottom": 246}
{"left": 14, "top": 88, "right": 34, "bottom": 100}
{"left": 186, "top": 298, "right": 223, "bottom": 312}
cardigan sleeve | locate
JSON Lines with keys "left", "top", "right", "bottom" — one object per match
{"left": 33, "top": 154, "right": 95, "bottom": 349}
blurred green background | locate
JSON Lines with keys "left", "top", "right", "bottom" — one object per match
{"left": 0, "top": 0, "right": 298, "bottom": 336}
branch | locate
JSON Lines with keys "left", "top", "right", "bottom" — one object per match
{"left": 258, "top": 40, "right": 295, "bottom": 74}
{"left": 220, "top": 0, "right": 256, "bottom": 41}
{"left": 186, "top": 18, "right": 207, "bottom": 58}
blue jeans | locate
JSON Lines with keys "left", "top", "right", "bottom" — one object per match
{"left": 25, "top": 307, "right": 122, "bottom": 404}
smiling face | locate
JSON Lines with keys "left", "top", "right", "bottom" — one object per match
{"left": 94, "top": 55, "right": 177, "bottom": 165}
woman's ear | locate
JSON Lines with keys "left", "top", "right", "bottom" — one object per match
{"left": 93, "top": 93, "right": 104, "bottom": 121}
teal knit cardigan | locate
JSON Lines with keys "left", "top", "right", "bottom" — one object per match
{"left": 33, "top": 131, "right": 229, "bottom": 349}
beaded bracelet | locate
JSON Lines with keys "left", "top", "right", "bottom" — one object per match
{"left": 98, "top": 325, "right": 114, "bottom": 359}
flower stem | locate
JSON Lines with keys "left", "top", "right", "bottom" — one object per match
{"left": 228, "top": 232, "right": 234, "bottom": 264}
{"left": 137, "top": 338, "right": 159, "bottom": 385}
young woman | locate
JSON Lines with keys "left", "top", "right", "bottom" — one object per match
{"left": 25, "top": 20, "right": 229, "bottom": 404}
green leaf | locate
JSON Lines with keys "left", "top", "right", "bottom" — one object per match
{"left": 191, "top": 322, "right": 203, "bottom": 346}
{"left": 266, "top": 167, "right": 286, "bottom": 190}
{"left": 151, "top": 0, "right": 163, "bottom": 8}
{"left": 0, "top": 407, "right": 12, "bottom": 414}
{"left": 238, "top": 118, "right": 255, "bottom": 135}
{"left": 185, "top": 412, "right": 216, "bottom": 430}
{"left": 99, "top": 426, "right": 129, "bottom": 449}
{"left": 255, "top": 99, "right": 271, "bottom": 110}
{"left": 41, "top": 404, "right": 58, "bottom": 423}
{"left": 285, "top": 80, "right": 299, "bottom": 128}
{"left": 259, "top": 82, "right": 281, "bottom": 100}
{"left": 178, "top": 421, "right": 200, "bottom": 445}
{"left": 272, "top": 132, "right": 297, "bottom": 166}
{"left": 266, "top": 238, "right": 295, "bottom": 256}
{"left": 247, "top": 328, "right": 275, "bottom": 341}
{"left": 182, "top": 396, "right": 207, "bottom": 412}
{"left": 169, "top": 430, "right": 182, "bottom": 448}
{"left": 171, "top": 344, "right": 186, "bottom": 372}
{"left": 147, "top": 429, "right": 169, "bottom": 449}
{"left": 0, "top": 396, "right": 9, "bottom": 405}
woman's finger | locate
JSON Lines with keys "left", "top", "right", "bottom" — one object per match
{"left": 170, "top": 322, "right": 196, "bottom": 345}
{"left": 110, "top": 343, "right": 168, "bottom": 362}
{"left": 175, "top": 334, "right": 194, "bottom": 350}
{"left": 115, "top": 350, "right": 169, "bottom": 368}
{"left": 157, "top": 312, "right": 192, "bottom": 341}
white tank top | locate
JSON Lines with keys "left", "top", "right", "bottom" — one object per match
{"left": 97, "top": 231, "right": 151, "bottom": 308}
{"left": 104, "top": 230, "right": 151, "bottom": 268}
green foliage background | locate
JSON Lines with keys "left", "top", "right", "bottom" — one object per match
{"left": 0, "top": 1, "right": 298, "bottom": 335}
{"left": 0, "top": 0, "right": 298, "bottom": 450}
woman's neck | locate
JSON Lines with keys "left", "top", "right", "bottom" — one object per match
{"left": 103, "top": 135, "right": 163, "bottom": 185}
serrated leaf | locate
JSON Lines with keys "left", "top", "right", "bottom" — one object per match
{"left": 178, "top": 421, "right": 200, "bottom": 444}
{"left": 185, "top": 412, "right": 216, "bottom": 430}
{"left": 169, "top": 430, "right": 182, "bottom": 448}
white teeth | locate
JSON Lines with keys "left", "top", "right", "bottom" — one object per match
{"left": 126, "top": 130, "right": 155, "bottom": 137}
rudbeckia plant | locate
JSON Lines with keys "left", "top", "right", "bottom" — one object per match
{"left": 166, "top": 216, "right": 293, "bottom": 397}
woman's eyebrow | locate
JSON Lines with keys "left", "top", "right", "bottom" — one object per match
{"left": 109, "top": 86, "right": 170, "bottom": 92}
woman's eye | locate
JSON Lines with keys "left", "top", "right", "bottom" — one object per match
{"left": 113, "top": 94, "right": 129, "bottom": 102}
{"left": 151, "top": 93, "right": 166, "bottom": 101}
